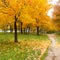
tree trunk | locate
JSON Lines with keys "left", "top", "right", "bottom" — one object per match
{"left": 18, "top": 23, "right": 20, "bottom": 32}
{"left": 14, "top": 15, "right": 18, "bottom": 42}
{"left": 26, "top": 28, "right": 28, "bottom": 34}
{"left": 24, "top": 28, "right": 25, "bottom": 34}
{"left": 21, "top": 22, "right": 23, "bottom": 34}
{"left": 10, "top": 25, "right": 13, "bottom": 33}
{"left": 27, "top": 27, "right": 30, "bottom": 34}
{"left": 37, "top": 26, "right": 39, "bottom": 35}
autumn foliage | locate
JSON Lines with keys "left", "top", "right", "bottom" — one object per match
{"left": 0, "top": 0, "right": 54, "bottom": 42}
{"left": 52, "top": 0, "right": 60, "bottom": 31}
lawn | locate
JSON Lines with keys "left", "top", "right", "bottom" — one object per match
{"left": 0, "top": 33, "right": 51, "bottom": 60}
{"left": 56, "top": 35, "right": 60, "bottom": 42}
{"left": 56, "top": 35, "right": 60, "bottom": 47}
{"left": 0, "top": 33, "right": 49, "bottom": 42}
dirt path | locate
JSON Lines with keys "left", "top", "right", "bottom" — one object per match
{"left": 45, "top": 34, "right": 60, "bottom": 60}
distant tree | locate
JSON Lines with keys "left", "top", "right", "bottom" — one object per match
{"left": 52, "top": 0, "right": 60, "bottom": 32}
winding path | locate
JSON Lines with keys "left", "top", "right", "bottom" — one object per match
{"left": 45, "top": 34, "right": 60, "bottom": 60}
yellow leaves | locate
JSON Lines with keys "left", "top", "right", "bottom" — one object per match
{"left": 14, "top": 48, "right": 17, "bottom": 52}
{"left": 0, "top": 37, "right": 51, "bottom": 59}
{"left": 7, "top": 8, "right": 15, "bottom": 16}
{"left": 0, "top": 0, "right": 3, "bottom": 6}
{"left": 0, "top": 0, "right": 52, "bottom": 30}
{"left": 9, "top": 0, "right": 23, "bottom": 13}
{"left": 26, "top": 0, "right": 32, "bottom": 5}
{"left": 9, "top": 58, "right": 12, "bottom": 60}
{"left": 6, "top": 0, "right": 10, "bottom": 2}
{"left": 9, "top": 0, "right": 18, "bottom": 6}
{"left": 18, "top": 40, "right": 51, "bottom": 57}
{"left": 56, "top": 42, "right": 60, "bottom": 48}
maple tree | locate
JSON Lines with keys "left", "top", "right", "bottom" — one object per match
{"left": 19, "top": 0, "right": 52, "bottom": 35}
{"left": 0, "top": 0, "right": 23, "bottom": 42}
{"left": 0, "top": 0, "right": 52, "bottom": 42}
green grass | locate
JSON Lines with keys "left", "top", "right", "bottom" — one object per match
{"left": 56, "top": 35, "right": 60, "bottom": 42}
{"left": 0, "top": 33, "right": 49, "bottom": 42}
{"left": 0, "top": 32, "right": 49, "bottom": 60}
{"left": 0, "top": 42, "right": 41, "bottom": 60}
{"left": 40, "top": 47, "right": 49, "bottom": 60}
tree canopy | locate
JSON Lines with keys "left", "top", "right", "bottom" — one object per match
{"left": 0, "top": 0, "right": 54, "bottom": 42}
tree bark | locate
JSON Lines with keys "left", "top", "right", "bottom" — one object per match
{"left": 21, "top": 22, "right": 23, "bottom": 34}
{"left": 37, "top": 26, "right": 39, "bottom": 35}
{"left": 10, "top": 25, "right": 13, "bottom": 33}
{"left": 24, "top": 28, "right": 25, "bottom": 34}
{"left": 14, "top": 15, "right": 18, "bottom": 42}
{"left": 27, "top": 27, "right": 30, "bottom": 34}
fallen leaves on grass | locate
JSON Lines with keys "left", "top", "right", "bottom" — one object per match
{"left": 0, "top": 40, "right": 51, "bottom": 60}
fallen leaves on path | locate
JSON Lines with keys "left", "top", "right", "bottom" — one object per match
{"left": 56, "top": 42, "right": 60, "bottom": 48}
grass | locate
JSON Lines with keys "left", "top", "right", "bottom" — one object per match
{"left": 0, "top": 42, "right": 41, "bottom": 60}
{"left": 0, "top": 33, "right": 50, "bottom": 60}
{"left": 0, "top": 33, "right": 49, "bottom": 42}
{"left": 40, "top": 46, "right": 49, "bottom": 60}
{"left": 57, "top": 36, "right": 60, "bottom": 42}
{"left": 55, "top": 35, "right": 60, "bottom": 42}
{"left": 55, "top": 35, "right": 60, "bottom": 47}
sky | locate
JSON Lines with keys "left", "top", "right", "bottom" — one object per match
{"left": 49, "top": 0, "right": 58, "bottom": 5}
{"left": 48, "top": 0, "right": 58, "bottom": 18}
